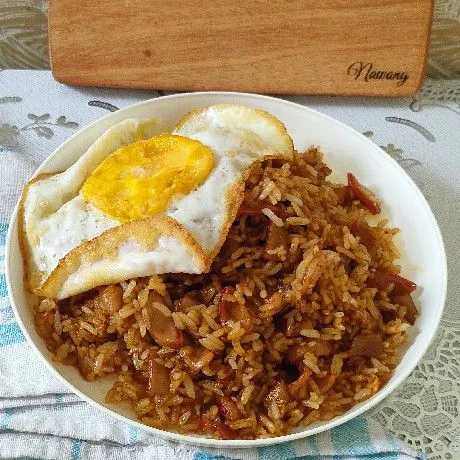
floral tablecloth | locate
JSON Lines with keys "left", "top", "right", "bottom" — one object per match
{"left": 0, "top": 71, "right": 459, "bottom": 459}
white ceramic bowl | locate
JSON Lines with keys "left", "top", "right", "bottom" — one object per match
{"left": 6, "top": 92, "right": 447, "bottom": 448}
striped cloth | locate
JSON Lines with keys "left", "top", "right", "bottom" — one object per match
{"left": 0, "top": 70, "right": 432, "bottom": 460}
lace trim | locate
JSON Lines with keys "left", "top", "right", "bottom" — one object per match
{"left": 371, "top": 324, "right": 460, "bottom": 459}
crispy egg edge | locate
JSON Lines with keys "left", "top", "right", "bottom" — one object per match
{"left": 18, "top": 171, "right": 62, "bottom": 294}
{"left": 37, "top": 215, "right": 208, "bottom": 299}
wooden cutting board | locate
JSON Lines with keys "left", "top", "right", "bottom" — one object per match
{"left": 48, "top": 0, "right": 433, "bottom": 96}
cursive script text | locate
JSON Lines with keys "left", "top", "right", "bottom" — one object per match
{"left": 347, "top": 62, "right": 409, "bottom": 87}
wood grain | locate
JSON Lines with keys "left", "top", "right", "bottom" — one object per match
{"left": 48, "top": 0, "right": 433, "bottom": 96}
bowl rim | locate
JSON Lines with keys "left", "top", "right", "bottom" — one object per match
{"left": 5, "top": 91, "right": 448, "bottom": 448}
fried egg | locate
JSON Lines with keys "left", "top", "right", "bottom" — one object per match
{"left": 19, "top": 105, "right": 294, "bottom": 299}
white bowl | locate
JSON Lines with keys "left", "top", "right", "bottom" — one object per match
{"left": 6, "top": 92, "right": 447, "bottom": 448}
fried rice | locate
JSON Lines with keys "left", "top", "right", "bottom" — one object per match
{"left": 34, "top": 148, "right": 417, "bottom": 439}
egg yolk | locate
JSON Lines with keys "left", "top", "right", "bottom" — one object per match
{"left": 80, "top": 134, "right": 214, "bottom": 222}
